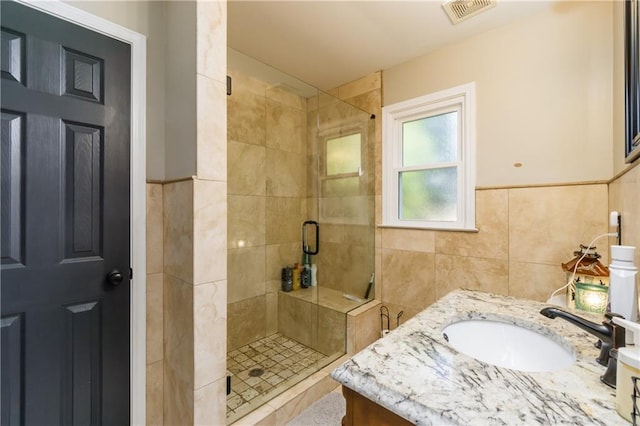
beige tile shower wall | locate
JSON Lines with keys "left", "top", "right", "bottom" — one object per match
{"left": 609, "top": 164, "right": 640, "bottom": 267}
{"left": 346, "top": 300, "right": 381, "bottom": 355}
{"left": 193, "top": 1, "right": 228, "bottom": 423}
{"left": 146, "top": 184, "right": 164, "bottom": 425}
{"left": 192, "top": 178, "right": 227, "bottom": 422}
{"left": 276, "top": 293, "right": 346, "bottom": 356}
{"left": 163, "top": 180, "right": 195, "bottom": 425}
{"left": 227, "top": 70, "right": 308, "bottom": 351}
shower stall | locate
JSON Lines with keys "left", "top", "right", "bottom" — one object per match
{"left": 226, "top": 49, "right": 375, "bottom": 422}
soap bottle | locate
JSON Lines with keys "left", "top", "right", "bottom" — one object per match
{"left": 611, "top": 316, "right": 640, "bottom": 423}
{"left": 292, "top": 263, "right": 301, "bottom": 291}
{"left": 608, "top": 245, "right": 638, "bottom": 343}
{"left": 310, "top": 264, "right": 317, "bottom": 287}
{"left": 281, "top": 266, "right": 293, "bottom": 292}
{"left": 300, "top": 264, "right": 310, "bottom": 288}
{"left": 300, "top": 252, "right": 311, "bottom": 288}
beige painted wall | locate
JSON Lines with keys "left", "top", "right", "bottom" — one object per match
{"left": 384, "top": 1, "right": 614, "bottom": 187}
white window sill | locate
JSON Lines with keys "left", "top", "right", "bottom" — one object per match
{"left": 377, "top": 224, "right": 479, "bottom": 233}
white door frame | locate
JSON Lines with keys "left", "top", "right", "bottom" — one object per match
{"left": 14, "top": 1, "right": 147, "bottom": 424}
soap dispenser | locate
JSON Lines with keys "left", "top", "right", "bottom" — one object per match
{"left": 611, "top": 317, "right": 640, "bottom": 423}
{"left": 608, "top": 245, "right": 638, "bottom": 343}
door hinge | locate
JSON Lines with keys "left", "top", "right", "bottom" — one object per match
{"left": 129, "top": 267, "right": 133, "bottom": 280}
{"left": 227, "top": 75, "right": 232, "bottom": 96}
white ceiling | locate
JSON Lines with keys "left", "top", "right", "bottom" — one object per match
{"left": 227, "top": 0, "right": 556, "bottom": 91}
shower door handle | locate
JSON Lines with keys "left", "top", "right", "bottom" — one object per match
{"left": 302, "top": 220, "right": 319, "bottom": 255}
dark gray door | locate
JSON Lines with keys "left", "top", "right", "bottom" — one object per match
{"left": 1, "top": 1, "right": 131, "bottom": 424}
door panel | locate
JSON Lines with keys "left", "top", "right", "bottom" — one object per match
{"left": 63, "top": 122, "right": 103, "bottom": 261}
{"left": 0, "top": 1, "right": 131, "bottom": 424}
{"left": 1, "top": 110, "right": 24, "bottom": 267}
{"left": 0, "top": 314, "right": 23, "bottom": 426}
{"left": 62, "top": 300, "right": 102, "bottom": 425}
{"left": 0, "top": 28, "right": 24, "bottom": 84}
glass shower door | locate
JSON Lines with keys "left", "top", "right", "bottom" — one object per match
{"left": 306, "top": 91, "right": 376, "bottom": 360}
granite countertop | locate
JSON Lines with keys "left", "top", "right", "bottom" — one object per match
{"left": 331, "top": 289, "right": 629, "bottom": 425}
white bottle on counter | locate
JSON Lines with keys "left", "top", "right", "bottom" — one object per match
{"left": 611, "top": 317, "right": 640, "bottom": 423}
{"left": 608, "top": 245, "right": 638, "bottom": 343}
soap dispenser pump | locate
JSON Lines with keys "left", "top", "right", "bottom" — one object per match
{"left": 608, "top": 245, "right": 638, "bottom": 343}
{"left": 611, "top": 317, "right": 640, "bottom": 423}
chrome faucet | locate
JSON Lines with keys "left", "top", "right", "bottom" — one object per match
{"left": 539, "top": 307, "right": 624, "bottom": 366}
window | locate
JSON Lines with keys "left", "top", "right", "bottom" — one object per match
{"left": 319, "top": 125, "right": 367, "bottom": 225}
{"left": 324, "top": 132, "right": 362, "bottom": 199}
{"left": 382, "top": 83, "right": 476, "bottom": 230}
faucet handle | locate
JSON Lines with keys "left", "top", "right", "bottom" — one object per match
{"left": 604, "top": 311, "right": 624, "bottom": 321}
{"left": 594, "top": 312, "right": 625, "bottom": 366}
{"left": 604, "top": 312, "right": 626, "bottom": 349}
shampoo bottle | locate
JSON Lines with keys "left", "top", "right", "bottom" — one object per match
{"left": 301, "top": 252, "right": 311, "bottom": 288}
{"left": 281, "top": 267, "right": 293, "bottom": 292}
{"left": 292, "top": 263, "right": 301, "bottom": 291}
{"left": 300, "top": 264, "right": 311, "bottom": 288}
{"left": 611, "top": 317, "right": 640, "bottom": 423}
{"left": 310, "top": 264, "right": 317, "bottom": 287}
{"left": 608, "top": 245, "right": 638, "bottom": 343}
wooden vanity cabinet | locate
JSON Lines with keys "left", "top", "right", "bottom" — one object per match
{"left": 342, "top": 386, "right": 414, "bottom": 426}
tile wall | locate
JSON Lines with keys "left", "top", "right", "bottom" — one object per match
{"left": 155, "top": 176, "right": 228, "bottom": 425}
{"left": 609, "top": 164, "right": 640, "bottom": 266}
{"left": 227, "top": 70, "right": 308, "bottom": 351}
{"left": 379, "top": 184, "right": 610, "bottom": 321}
{"left": 146, "top": 184, "right": 164, "bottom": 425}
{"left": 163, "top": 180, "right": 195, "bottom": 424}
{"left": 276, "top": 287, "right": 364, "bottom": 356}
{"left": 192, "top": 1, "right": 228, "bottom": 422}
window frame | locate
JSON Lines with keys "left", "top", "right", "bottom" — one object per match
{"left": 323, "top": 130, "right": 363, "bottom": 180}
{"left": 319, "top": 123, "right": 368, "bottom": 225}
{"left": 382, "top": 82, "right": 476, "bottom": 230}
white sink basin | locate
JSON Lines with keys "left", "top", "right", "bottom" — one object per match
{"left": 442, "top": 319, "right": 575, "bottom": 372}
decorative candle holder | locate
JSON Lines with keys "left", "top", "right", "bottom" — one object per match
{"left": 574, "top": 282, "right": 609, "bottom": 314}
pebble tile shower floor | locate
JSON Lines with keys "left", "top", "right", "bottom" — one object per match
{"left": 226, "top": 333, "right": 329, "bottom": 423}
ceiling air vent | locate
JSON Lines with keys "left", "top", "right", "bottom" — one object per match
{"left": 442, "top": 0, "right": 497, "bottom": 25}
